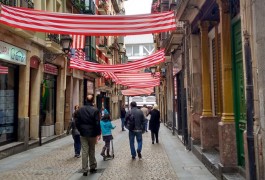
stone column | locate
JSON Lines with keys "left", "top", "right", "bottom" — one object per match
{"left": 190, "top": 34, "right": 202, "bottom": 142}
{"left": 199, "top": 21, "right": 219, "bottom": 150}
{"left": 199, "top": 21, "right": 212, "bottom": 117}
{"left": 217, "top": 0, "right": 237, "bottom": 167}
{"left": 18, "top": 56, "right": 30, "bottom": 144}
{"left": 29, "top": 65, "right": 42, "bottom": 139}
{"left": 55, "top": 58, "right": 67, "bottom": 135}
{"left": 64, "top": 76, "right": 73, "bottom": 131}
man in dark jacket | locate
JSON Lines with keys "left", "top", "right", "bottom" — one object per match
{"left": 120, "top": 104, "right": 126, "bottom": 131}
{"left": 125, "top": 101, "right": 145, "bottom": 159}
{"left": 76, "top": 95, "right": 101, "bottom": 176}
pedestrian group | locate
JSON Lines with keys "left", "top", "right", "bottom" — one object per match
{"left": 67, "top": 94, "right": 160, "bottom": 176}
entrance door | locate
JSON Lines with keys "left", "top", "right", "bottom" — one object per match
{"left": 232, "top": 20, "right": 246, "bottom": 167}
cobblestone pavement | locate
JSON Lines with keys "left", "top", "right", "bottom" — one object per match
{"left": 0, "top": 120, "right": 216, "bottom": 180}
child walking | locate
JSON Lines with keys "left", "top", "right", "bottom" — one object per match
{"left": 100, "top": 112, "right": 116, "bottom": 158}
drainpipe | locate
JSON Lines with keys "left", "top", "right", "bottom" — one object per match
{"left": 244, "top": 31, "right": 256, "bottom": 180}
{"left": 171, "top": 50, "right": 176, "bottom": 135}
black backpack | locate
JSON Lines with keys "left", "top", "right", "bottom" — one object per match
{"left": 125, "top": 111, "right": 135, "bottom": 131}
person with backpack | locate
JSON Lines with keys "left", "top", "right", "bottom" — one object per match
{"left": 100, "top": 112, "right": 116, "bottom": 158}
{"left": 125, "top": 101, "right": 145, "bottom": 160}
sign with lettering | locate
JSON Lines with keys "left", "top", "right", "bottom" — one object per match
{"left": 44, "top": 64, "right": 58, "bottom": 75}
{"left": 0, "top": 41, "right": 26, "bottom": 65}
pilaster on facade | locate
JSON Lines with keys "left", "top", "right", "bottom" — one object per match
{"left": 199, "top": 21, "right": 213, "bottom": 117}
{"left": 217, "top": 0, "right": 235, "bottom": 123}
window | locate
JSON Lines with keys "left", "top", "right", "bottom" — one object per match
{"left": 85, "top": 36, "right": 96, "bottom": 62}
{"left": 0, "top": 64, "right": 18, "bottom": 145}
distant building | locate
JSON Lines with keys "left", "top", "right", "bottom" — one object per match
{"left": 124, "top": 34, "right": 156, "bottom": 106}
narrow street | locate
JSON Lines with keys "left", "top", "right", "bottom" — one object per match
{"left": 0, "top": 120, "right": 216, "bottom": 180}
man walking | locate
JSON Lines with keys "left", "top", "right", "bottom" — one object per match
{"left": 120, "top": 104, "right": 126, "bottom": 131}
{"left": 125, "top": 101, "right": 145, "bottom": 160}
{"left": 76, "top": 95, "right": 101, "bottom": 176}
{"left": 140, "top": 104, "right": 149, "bottom": 132}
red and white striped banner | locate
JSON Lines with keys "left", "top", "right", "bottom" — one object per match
{"left": 0, "top": 5, "right": 176, "bottom": 36}
{"left": 121, "top": 87, "right": 154, "bottom": 96}
{"left": 71, "top": 35, "right": 85, "bottom": 49}
{"left": 70, "top": 49, "right": 165, "bottom": 72}
{"left": 0, "top": 65, "right": 8, "bottom": 74}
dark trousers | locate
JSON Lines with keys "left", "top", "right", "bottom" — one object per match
{"left": 151, "top": 130, "right": 159, "bottom": 143}
{"left": 73, "top": 134, "right": 81, "bottom": 155}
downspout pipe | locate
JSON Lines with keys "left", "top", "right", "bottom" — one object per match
{"left": 244, "top": 32, "right": 257, "bottom": 180}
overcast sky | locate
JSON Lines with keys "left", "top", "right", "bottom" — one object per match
{"left": 124, "top": 0, "right": 153, "bottom": 15}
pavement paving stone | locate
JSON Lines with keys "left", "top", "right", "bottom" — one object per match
{"left": 0, "top": 120, "right": 216, "bottom": 180}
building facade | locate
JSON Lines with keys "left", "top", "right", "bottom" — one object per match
{"left": 154, "top": 0, "right": 265, "bottom": 179}
{"left": 0, "top": 0, "right": 125, "bottom": 159}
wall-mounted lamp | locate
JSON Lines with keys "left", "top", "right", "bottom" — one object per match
{"left": 43, "top": 34, "right": 73, "bottom": 62}
{"left": 150, "top": 66, "right": 157, "bottom": 77}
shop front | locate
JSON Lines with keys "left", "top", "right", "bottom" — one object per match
{"left": 0, "top": 41, "right": 26, "bottom": 145}
{"left": 40, "top": 64, "right": 58, "bottom": 137}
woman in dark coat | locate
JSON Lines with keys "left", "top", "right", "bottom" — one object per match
{"left": 149, "top": 105, "right": 160, "bottom": 144}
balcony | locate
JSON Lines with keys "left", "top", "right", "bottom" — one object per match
{"left": 97, "top": 36, "right": 108, "bottom": 52}
{"left": 20, "top": 0, "right": 34, "bottom": 8}
{"left": 71, "top": 0, "right": 86, "bottom": 13}
{"left": 111, "top": 0, "right": 121, "bottom": 13}
{"left": 106, "top": 50, "right": 112, "bottom": 59}
{"left": 98, "top": 0, "right": 108, "bottom": 15}
{"left": 45, "top": 33, "right": 61, "bottom": 53}
{"left": 0, "top": 0, "right": 34, "bottom": 8}
{"left": 161, "top": 21, "right": 184, "bottom": 56}
{"left": 82, "top": 0, "right": 96, "bottom": 14}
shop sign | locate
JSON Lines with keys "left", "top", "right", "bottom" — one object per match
{"left": 44, "top": 64, "right": 58, "bottom": 75}
{"left": 0, "top": 41, "right": 26, "bottom": 65}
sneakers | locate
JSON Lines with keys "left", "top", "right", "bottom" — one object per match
{"left": 74, "top": 154, "right": 81, "bottom": 158}
{"left": 137, "top": 150, "right": 142, "bottom": 159}
{"left": 83, "top": 172, "right": 88, "bottom": 176}
{"left": 132, "top": 156, "right": 136, "bottom": 160}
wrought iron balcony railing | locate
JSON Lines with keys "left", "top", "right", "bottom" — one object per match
{"left": 46, "top": 33, "right": 60, "bottom": 44}
{"left": 0, "top": 0, "right": 34, "bottom": 8}
{"left": 21, "top": 0, "right": 34, "bottom": 8}
{"left": 0, "top": 0, "right": 16, "bottom": 6}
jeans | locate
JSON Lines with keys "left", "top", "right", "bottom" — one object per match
{"left": 144, "top": 119, "right": 148, "bottom": 131}
{"left": 73, "top": 134, "right": 81, "bottom": 155}
{"left": 129, "top": 131, "right": 143, "bottom": 157}
{"left": 121, "top": 118, "right": 125, "bottom": 130}
{"left": 80, "top": 136, "right": 97, "bottom": 172}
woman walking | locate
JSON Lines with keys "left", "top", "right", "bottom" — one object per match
{"left": 149, "top": 105, "right": 160, "bottom": 144}
{"left": 67, "top": 105, "right": 81, "bottom": 157}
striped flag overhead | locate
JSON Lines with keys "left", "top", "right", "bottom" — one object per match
{"left": 121, "top": 87, "right": 154, "bottom": 96}
{"left": 0, "top": 5, "right": 177, "bottom": 36}
{"left": 71, "top": 35, "right": 85, "bottom": 49}
{"left": 70, "top": 49, "right": 165, "bottom": 72}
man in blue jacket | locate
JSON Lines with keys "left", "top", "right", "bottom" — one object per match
{"left": 76, "top": 95, "right": 101, "bottom": 176}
